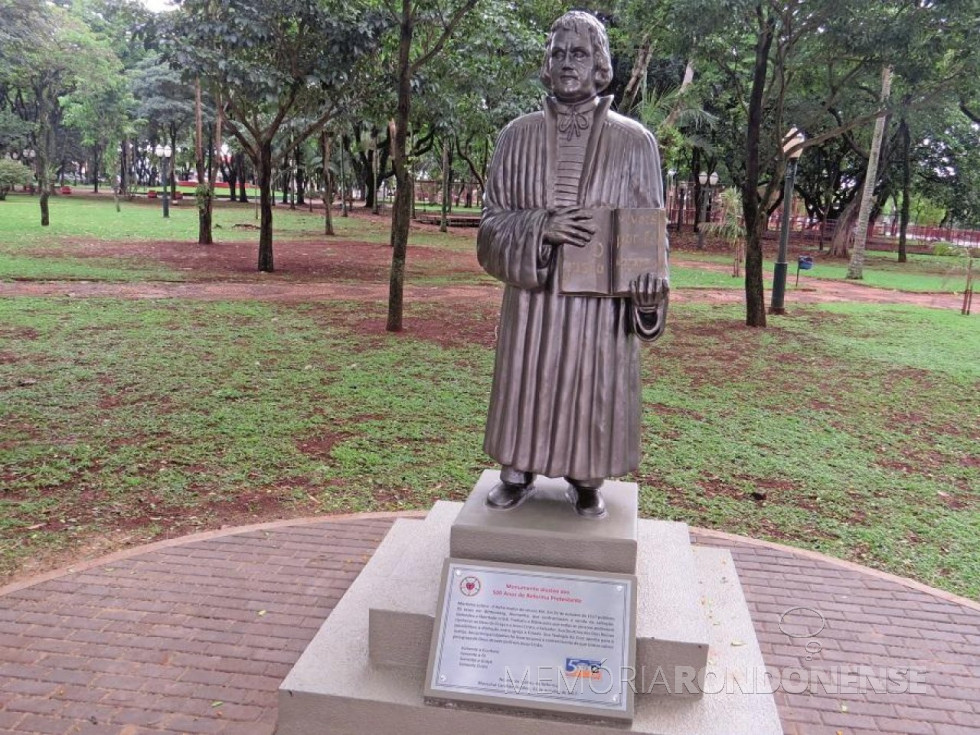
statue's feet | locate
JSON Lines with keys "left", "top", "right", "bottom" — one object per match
{"left": 567, "top": 485, "right": 608, "bottom": 519}
{"left": 486, "top": 482, "right": 534, "bottom": 511}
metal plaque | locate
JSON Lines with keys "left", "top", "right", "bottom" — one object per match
{"left": 425, "top": 558, "right": 636, "bottom": 720}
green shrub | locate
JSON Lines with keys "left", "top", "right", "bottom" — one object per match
{"left": 931, "top": 241, "right": 967, "bottom": 257}
{"left": 0, "top": 158, "right": 32, "bottom": 200}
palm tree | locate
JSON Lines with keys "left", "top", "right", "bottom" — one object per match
{"left": 701, "top": 188, "right": 746, "bottom": 277}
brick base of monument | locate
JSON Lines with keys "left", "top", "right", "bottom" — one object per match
{"left": 276, "top": 474, "right": 782, "bottom": 735}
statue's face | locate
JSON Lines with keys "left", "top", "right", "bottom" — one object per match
{"left": 547, "top": 26, "right": 597, "bottom": 104}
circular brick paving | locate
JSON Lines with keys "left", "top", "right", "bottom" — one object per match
{"left": 0, "top": 513, "right": 978, "bottom": 735}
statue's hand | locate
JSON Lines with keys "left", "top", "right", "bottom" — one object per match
{"left": 630, "top": 273, "right": 669, "bottom": 311}
{"left": 543, "top": 207, "right": 594, "bottom": 248}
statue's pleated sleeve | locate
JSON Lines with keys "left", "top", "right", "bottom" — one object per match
{"left": 477, "top": 119, "right": 552, "bottom": 291}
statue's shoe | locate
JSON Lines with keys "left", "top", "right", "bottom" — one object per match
{"left": 485, "top": 482, "right": 535, "bottom": 511}
{"left": 566, "top": 486, "right": 608, "bottom": 520}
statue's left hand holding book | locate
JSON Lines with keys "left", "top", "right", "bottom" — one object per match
{"left": 559, "top": 208, "right": 668, "bottom": 297}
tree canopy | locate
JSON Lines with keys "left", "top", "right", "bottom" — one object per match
{"left": 1, "top": 0, "right": 977, "bottom": 324}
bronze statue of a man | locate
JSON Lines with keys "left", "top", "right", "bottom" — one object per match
{"left": 477, "top": 11, "right": 669, "bottom": 519}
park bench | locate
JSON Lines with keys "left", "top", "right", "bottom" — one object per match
{"left": 414, "top": 212, "right": 481, "bottom": 228}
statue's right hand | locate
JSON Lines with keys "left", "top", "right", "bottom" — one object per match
{"left": 543, "top": 207, "right": 594, "bottom": 248}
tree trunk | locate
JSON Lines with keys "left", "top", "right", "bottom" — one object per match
{"left": 455, "top": 135, "right": 486, "bottom": 197}
{"left": 37, "top": 89, "right": 53, "bottom": 227}
{"left": 196, "top": 80, "right": 214, "bottom": 245}
{"left": 119, "top": 137, "right": 129, "bottom": 196}
{"left": 691, "top": 148, "right": 702, "bottom": 232}
{"left": 440, "top": 136, "right": 450, "bottom": 232}
{"left": 898, "top": 115, "right": 911, "bottom": 263}
{"left": 296, "top": 145, "right": 305, "bottom": 207}
{"left": 225, "top": 156, "right": 238, "bottom": 202}
{"left": 92, "top": 145, "right": 101, "bottom": 194}
{"left": 741, "top": 4, "right": 776, "bottom": 327}
{"left": 676, "top": 186, "right": 686, "bottom": 231}
{"left": 372, "top": 144, "right": 381, "bottom": 215}
{"left": 170, "top": 123, "right": 178, "bottom": 199}
{"left": 340, "top": 140, "right": 348, "bottom": 217}
{"left": 847, "top": 66, "right": 892, "bottom": 280}
{"left": 387, "top": 3, "right": 414, "bottom": 332}
{"left": 257, "top": 140, "right": 275, "bottom": 272}
{"left": 819, "top": 199, "right": 834, "bottom": 251}
{"left": 622, "top": 33, "right": 652, "bottom": 113}
{"left": 828, "top": 192, "right": 861, "bottom": 257}
{"left": 237, "top": 154, "right": 248, "bottom": 203}
{"left": 322, "top": 131, "right": 334, "bottom": 236}
{"left": 363, "top": 150, "right": 376, "bottom": 210}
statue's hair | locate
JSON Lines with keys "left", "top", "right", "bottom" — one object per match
{"left": 539, "top": 11, "right": 613, "bottom": 94}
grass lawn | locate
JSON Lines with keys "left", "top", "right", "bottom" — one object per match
{"left": 0, "top": 193, "right": 356, "bottom": 245}
{"left": 677, "top": 248, "right": 974, "bottom": 294}
{"left": 0, "top": 194, "right": 473, "bottom": 281}
{"left": 1, "top": 196, "right": 976, "bottom": 596}
{"left": 1, "top": 294, "right": 977, "bottom": 598}
{"left": 795, "top": 251, "right": 974, "bottom": 293}
{"left": 0, "top": 195, "right": 735, "bottom": 289}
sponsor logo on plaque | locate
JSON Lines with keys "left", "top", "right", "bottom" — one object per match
{"left": 565, "top": 657, "right": 605, "bottom": 680}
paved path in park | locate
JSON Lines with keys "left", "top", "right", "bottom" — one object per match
{"left": 1, "top": 512, "right": 978, "bottom": 735}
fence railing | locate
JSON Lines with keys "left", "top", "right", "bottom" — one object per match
{"left": 665, "top": 187, "right": 979, "bottom": 251}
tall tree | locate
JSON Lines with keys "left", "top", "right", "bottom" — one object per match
{"left": 130, "top": 52, "right": 196, "bottom": 148}
{"left": 0, "top": 0, "right": 123, "bottom": 225}
{"left": 669, "top": 0, "right": 968, "bottom": 325}
{"left": 169, "top": 0, "right": 385, "bottom": 271}
{"left": 846, "top": 66, "right": 892, "bottom": 280}
{"left": 61, "top": 43, "right": 134, "bottom": 194}
{"left": 383, "top": 0, "right": 481, "bottom": 332}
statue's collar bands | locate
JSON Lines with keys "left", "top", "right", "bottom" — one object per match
{"left": 546, "top": 96, "right": 610, "bottom": 141}
{"left": 548, "top": 95, "right": 600, "bottom": 116}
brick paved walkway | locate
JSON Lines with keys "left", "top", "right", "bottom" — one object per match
{"left": 1, "top": 513, "right": 978, "bottom": 735}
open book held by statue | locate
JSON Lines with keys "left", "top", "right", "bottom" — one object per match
{"left": 559, "top": 207, "right": 667, "bottom": 297}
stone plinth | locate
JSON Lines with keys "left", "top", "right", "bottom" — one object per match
{"left": 368, "top": 500, "right": 708, "bottom": 685}
{"left": 278, "top": 512, "right": 780, "bottom": 734}
{"left": 450, "top": 470, "right": 639, "bottom": 574}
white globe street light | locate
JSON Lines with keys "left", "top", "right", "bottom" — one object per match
{"left": 697, "top": 171, "right": 719, "bottom": 249}
{"left": 154, "top": 144, "right": 173, "bottom": 218}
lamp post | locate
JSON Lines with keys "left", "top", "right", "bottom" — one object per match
{"left": 220, "top": 143, "right": 232, "bottom": 200}
{"left": 769, "top": 128, "right": 805, "bottom": 314}
{"left": 696, "top": 171, "right": 718, "bottom": 249}
{"left": 154, "top": 143, "right": 172, "bottom": 218}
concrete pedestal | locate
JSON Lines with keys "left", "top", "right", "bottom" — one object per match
{"left": 278, "top": 494, "right": 782, "bottom": 734}
{"left": 367, "top": 499, "right": 709, "bottom": 689}
{"left": 450, "top": 470, "right": 639, "bottom": 574}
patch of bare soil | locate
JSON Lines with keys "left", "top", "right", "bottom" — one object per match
{"left": 0, "top": 214, "right": 967, "bottom": 309}
{"left": 349, "top": 301, "right": 502, "bottom": 349}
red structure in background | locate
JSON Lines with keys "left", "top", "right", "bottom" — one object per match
{"left": 664, "top": 181, "right": 980, "bottom": 252}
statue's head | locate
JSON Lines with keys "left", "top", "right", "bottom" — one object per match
{"left": 540, "top": 11, "right": 613, "bottom": 104}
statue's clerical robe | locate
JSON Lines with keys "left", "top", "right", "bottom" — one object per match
{"left": 478, "top": 95, "right": 668, "bottom": 482}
